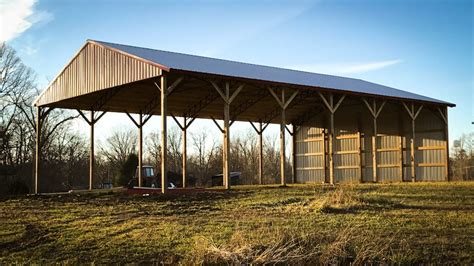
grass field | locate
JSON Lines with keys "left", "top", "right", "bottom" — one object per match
{"left": 0, "top": 182, "right": 473, "bottom": 264}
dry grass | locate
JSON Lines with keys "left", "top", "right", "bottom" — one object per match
{"left": 0, "top": 182, "right": 473, "bottom": 264}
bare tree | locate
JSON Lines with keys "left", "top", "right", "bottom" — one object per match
{"left": 452, "top": 132, "right": 474, "bottom": 180}
{"left": 100, "top": 127, "right": 137, "bottom": 169}
{"left": 190, "top": 129, "right": 218, "bottom": 186}
{"left": 0, "top": 43, "right": 84, "bottom": 194}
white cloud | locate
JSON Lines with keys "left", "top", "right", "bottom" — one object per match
{"left": 288, "top": 59, "right": 403, "bottom": 75}
{"left": 0, "top": 0, "right": 53, "bottom": 43}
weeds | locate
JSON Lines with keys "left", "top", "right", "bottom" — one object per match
{"left": 191, "top": 225, "right": 402, "bottom": 265}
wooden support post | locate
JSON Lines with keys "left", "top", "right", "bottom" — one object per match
{"left": 211, "top": 81, "right": 244, "bottom": 189}
{"left": 372, "top": 118, "right": 377, "bottom": 182}
{"left": 171, "top": 114, "right": 194, "bottom": 188}
{"left": 280, "top": 98, "right": 286, "bottom": 186}
{"left": 322, "top": 129, "right": 327, "bottom": 182}
{"left": 89, "top": 110, "right": 94, "bottom": 190}
{"left": 153, "top": 75, "right": 185, "bottom": 193}
{"left": 438, "top": 107, "right": 449, "bottom": 181}
{"left": 77, "top": 109, "right": 107, "bottom": 191}
{"left": 259, "top": 122, "right": 263, "bottom": 185}
{"left": 138, "top": 112, "right": 143, "bottom": 187}
{"left": 223, "top": 97, "right": 230, "bottom": 189}
{"left": 250, "top": 120, "right": 268, "bottom": 185}
{"left": 171, "top": 114, "right": 195, "bottom": 188}
{"left": 268, "top": 87, "right": 299, "bottom": 186}
{"left": 160, "top": 74, "right": 168, "bottom": 193}
{"left": 292, "top": 124, "right": 297, "bottom": 184}
{"left": 398, "top": 109, "right": 404, "bottom": 182}
{"left": 402, "top": 102, "right": 423, "bottom": 182}
{"left": 182, "top": 122, "right": 187, "bottom": 188}
{"left": 410, "top": 116, "right": 415, "bottom": 182}
{"left": 319, "top": 92, "right": 345, "bottom": 185}
{"left": 358, "top": 131, "right": 363, "bottom": 183}
{"left": 329, "top": 108, "right": 335, "bottom": 184}
{"left": 35, "top": 106, "right": 41, "bottom": 194}
{"left": 126, "top": 110, "right": 154, "bottom": 187}
{"left": 362, "top": 98, "right": 386, "bottom": 183}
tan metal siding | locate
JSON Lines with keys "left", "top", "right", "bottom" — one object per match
{"left": 35, "top": 42, "right": 162, "bottom": 107}
{"left": 415, "top": 109, "right": 447, "bottom": 181}
{"left": 295, "top": 127, "right": 326, "bottom": 183}
{"left": 295, "top": 103, "right": 447, "bottom": 183}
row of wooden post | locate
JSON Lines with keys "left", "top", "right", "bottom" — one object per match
{"left": 33, "top": 75, "right": 450, "bottom": 194}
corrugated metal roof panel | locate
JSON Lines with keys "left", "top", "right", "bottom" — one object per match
{"left": 93, "top": 40, "right": 454, "bottom": 106}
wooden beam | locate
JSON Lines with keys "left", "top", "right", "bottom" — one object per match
{"left": 223, "top": 98, "right": 230, "bottom": 189}
{"left": 125, "top": 111, "right": 140, "bottom": 128}
{"left": 318, "top": 92, "right": 332, "bottom": 112}
{"left": 292, "top": 124, "right": 296, "bottom": 184}
{"left": 280, "top": 107, "right": 286, "bottom": 186}
{"left": 89, "top": 110, "right": 94, "bottom": 190}
{"left": 437, "top": 107, "right": 448, "bottom": 125}
{"left": 160, "top": 74, "right": 168, "bottom": 194}
{"left": 210, "top": 81, "right": 243, "bottom": 189}
{"left": 333, "top": 95, "right": 346, "bottom": 112}
{"left": 170, "top": 113, "right": 185, "bottom": 130}
{"left": 249, "top": 120, "right": 266, "bottom": 185}
{"left": 94, "top": 111, "right": 107, "bottom": 123}
{"left": 410, "top": 103, "right": 416, "bottom": 182}
{"left": 322, "top": 129, "right": 327, "bottom": 183}
{"left": 283, "top": 91, "right": 299, "bottom": 109}
{"left": 35, "top": 107, "right": 41, "bottom": 194}
{"left": 210, "top": 116, "right": 224, "bottom": 133}
{"left": 443, "top": 107, "right": 450, "bottom": 181}
{"left": 210, "top": 81, "right": 228, "bottom": 103}
{"left": 372, "top": 114, "right": 378, "bottom": 183}
{"left": 182, "top": 118, "right": 187, "bottom": 188}
{"left": 318, "top": 93, "right": 346, "bottom": 185}
{"left": 358, "top": 131, "right": 363, "bottom": 183}
{"left": 167, "top": 77, "right": 184, "bottom": 96}
{"left": 362, "top": 98, "right": 386, "bottom": 183}
{"left": 268, "top": 87, "right": 283, "bottom": 107}
{"left": 138, "top": 112, "right": 143, "bottom": 187}
{"left": 229, "top": 84, "right": 244, "bottom": 104}
{"left": 259, "top": 122, "right": 264, "bottom": 185}
{"left": 329, "top": 107, "right": 335, "bottom": 185}
{"left": 402, "top": 102, "right": 423, "bottom": 182}
{"left": 77, "top": 109, "right": 92, "bottom": 125}
{"left": 267, "top": 87, "right": 299, "bottom": 186}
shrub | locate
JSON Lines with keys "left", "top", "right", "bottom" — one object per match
{"left": 117, "top": 153, "right": 138, "bottom": 186}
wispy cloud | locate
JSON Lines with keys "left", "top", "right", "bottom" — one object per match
{"left": 0, "top": 0, "right": 53, "bottom": 43}
{"left": 288, "top": 59, "right": 403, "bottom": 75}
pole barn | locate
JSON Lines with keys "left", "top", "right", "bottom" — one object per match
{"left": 33, "top": 40, "right": 454, "bottom": 194}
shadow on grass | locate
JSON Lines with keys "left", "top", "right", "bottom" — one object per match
{"left": 321, "top": 196, "right": 473, "bottom": 214}
{"left": 0, "top": 223, "right": 51, "bottom": 252}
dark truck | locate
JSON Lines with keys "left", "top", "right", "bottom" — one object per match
{"left": 127, "top": 165, "right": 176, "bottom": 189}
{"left": 211, "top": 172, "right": 241, "bottom": 187}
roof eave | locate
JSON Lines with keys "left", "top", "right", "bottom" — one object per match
{"left": 169, "top": 68, "right": 456, "bottom": 108}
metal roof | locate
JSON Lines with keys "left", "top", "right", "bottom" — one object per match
{"left": 92, "top": 40, "right": 454, "bottom": 107}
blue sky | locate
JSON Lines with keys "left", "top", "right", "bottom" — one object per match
{"left": 2, "top": 0, "right": 473, "bottom": 147}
